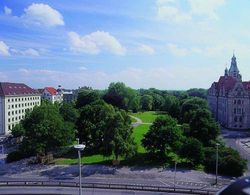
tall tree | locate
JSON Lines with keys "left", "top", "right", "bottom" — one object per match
{"left": 142, "top": 115, "right": 183, "bottom": 156}
{"left": 103, "top": 82, "right": 137, "bottom": 111}
{"left": 12, "top": 102, "right": 75, "bottom": 155}
{"left": 76, "top": 89, "right": 100, "bottom": 108}
{"left": 140, "top": 94, "right": 153, "bottom": 111}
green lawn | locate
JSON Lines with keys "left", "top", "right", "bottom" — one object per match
{"left": 132, "top": 124, "right": 151, "bottom": 153}
{"left": 131, "top": 111, "right": 166, "bottom": 123}
{"left": 55, "top": 154, "right": 113, "bottom": 165}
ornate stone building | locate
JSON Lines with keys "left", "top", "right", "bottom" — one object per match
{"left": 208, "top": 55, "right": 250, "bottom": 129}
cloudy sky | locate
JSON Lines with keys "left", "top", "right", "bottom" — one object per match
{"left": 0, "top": 0, "right": 250, "bottom": 90}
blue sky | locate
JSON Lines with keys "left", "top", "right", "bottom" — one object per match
{"left": 0, "top": 0, "right": 250, "bottom": 89}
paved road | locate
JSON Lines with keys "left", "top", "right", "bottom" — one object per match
{"left": 0, "top": 186, "right": 174, "bottom": 195}
{"left": 221, "top": 128, "right": 250, "bottom": 175}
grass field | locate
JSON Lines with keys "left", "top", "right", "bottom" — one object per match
{"left": 55, "top": 154, "right": 113, "bottom": 165}
{"left": 130, "top": 111, "right": 166, "bottom": 123}
{"left": 55, "top": 111, "right": 162, "bottom": 165}
{"left": 132, "top": 124, "right": 151, "bottom": 153}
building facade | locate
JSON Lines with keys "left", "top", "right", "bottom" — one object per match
{"left": 42, "top": 87, "right": 63, "bottom": 104}
{"left": 0, "top": 82, "right": 41, "bottom": 135}
{"left": 208, "top": 55, "right": 250, "bottom": 129}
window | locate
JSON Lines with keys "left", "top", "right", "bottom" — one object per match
{"left": 239, "top": 116, "right": 243, "bottom": 122}
{"left": 12, "top": 105, "right": 14, "bottom": 108}
{"left": 8, "top": 112, "right": 10, "bottom": 116}
{"left": 234, "top": 108, "right": 236, "bottom": 114}
{"left": 8, "top": 118, "right": 10, "bottom": 122}
{"left": 234, "top": 116, "right": 237, "bottom": 122}
{"left": 8, "top": 125, "right": 11, "bottom": 130}
{"left": 12, "top": 111, "right": 14, "bottom": 115}
{"left": 237, "top": 108, "right": 241, "bottom": 114}
{"left": 237, "top": 100, "right": 241, "bottom": 105}
{"left": 234, "top": 100, "right": 236, "bottom": 104}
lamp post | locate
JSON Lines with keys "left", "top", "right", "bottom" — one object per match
{"left": 74, "top": 143, "right": 85, "bottom": 195}
{"left": 215, "top": 143, "right": 220, "bottom": 185}
{"left": 174, "top": 161, "right": 177, "bottom": 188}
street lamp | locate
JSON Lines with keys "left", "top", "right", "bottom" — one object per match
{"left": 215, "top": 143, "right": 220, "bottom": 185}
{"left": 74, "top": 143, "right": 85, "bottom": 195}
{"left": 174, "top": 161, "right": 177, "bottom": 188}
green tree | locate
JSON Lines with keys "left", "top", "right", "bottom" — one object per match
{"left": 180, "top": 137, "right": 204, "bottom": 166}
{"left": 59, "top": 102, "right": 79, "bottom": 124}
{"left": 130, "top": 95, "right": 140, "bottom": 113}
{"left": 162, "top": 95, "right": 180, "bottom": 118}
{"left": 204, "top": 146, "right": 247, "bottom": 176}
{"left": 77, "top": 100, "right": 136, "bottom": 159}
{"left": 76, "top": 89, "right": 100, "bottom": 108}
{"left": 12, "top": 102, "right": 75, "bottom": 155}
{"left": 187, "top": 88, "right": 207, "bottom": 99}
{"left": 141, "top": 94, "right": 153, "bottom": 111}
{"left": 103, "top": 110, "right": 136, "bottom": 160}
{"left": 103, "top": 82, "right": 137, "bottom": 111}
{"left": 142, "top": 115, "right": 183, "bottom": 156}
{"left": 180, "top": 97, "right": 208, "bottom": 123}
{"left": 189, "top": 108, "right": 219, "bottom": 145}
{"left": 152, "top": 93, "right": 165, "bottom": 110}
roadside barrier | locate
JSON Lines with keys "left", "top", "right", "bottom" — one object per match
{"left": 0, "top": 180, "right": 219, "bottom": 194}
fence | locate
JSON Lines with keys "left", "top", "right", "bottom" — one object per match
{"left": 0, "top": 180, "right": 219, "bottom": 194}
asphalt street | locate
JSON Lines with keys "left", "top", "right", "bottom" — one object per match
{"left": 0, "top": 186, "right": 174, "bottom": 195}
{"left": 221, "top": 128, "right": 250, "bottom": 175}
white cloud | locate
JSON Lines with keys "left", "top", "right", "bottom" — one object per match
{"left": 167, "top": 43, "right": 189, "bottom": 56}
{"left": 4, "top": 6, "right": 12, "bottom": 15}
{"left": 11, "top": 48, "right": 40, "bottom": 57}
{"left": 156, "top": 0, "right": 225, "bottom": 23}
{"left": 188, "top": 0, "right": 225, "bottom": 19}
{"left": 21, "top": 3, "right": 64, "bottom": 27}
{"left": 0, "top": 41, "right": 10, "bottom": 56}
{"left": 78, "top": 66, "right": 87, "bottom": 71}
{"left": 156, "top": 0, "right": 191, "bottom": 23}
{"left": 157, "top": 5, "right": 191, "bottom": 23}
{"left": 68, "top": 31, "right": 126, "bottom": 55}
{"left": 138, "top": 44, "right": 155, "bottom": 55}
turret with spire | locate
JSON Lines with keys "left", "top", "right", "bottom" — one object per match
{"left": 224, "top": 67, "right": 229, "bottom": 77}
{"left": 228, "top": 54, "right": 242, "bottom": 81}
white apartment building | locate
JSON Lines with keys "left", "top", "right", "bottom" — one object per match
{"left": 42, "top": 87, "right": 63, "bottom": 104}
{"left": 0, "top": 82, "right": 41, "bottom": 135}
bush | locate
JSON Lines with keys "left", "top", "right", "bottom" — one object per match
{"left": 204, "top": 146, "right": 247, "bottom": 177}
{"left": 6, "top": 151, "right": 27, "bottom": 163}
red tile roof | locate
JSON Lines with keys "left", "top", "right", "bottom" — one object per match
{"left": 0, "top": 82, "right": 40, "bottom": 96}
{"left": 217, "top": 76, "right": 237, "bottom": 92}
{"left": 44, "top": 87, "right": 57, "bottom": 95}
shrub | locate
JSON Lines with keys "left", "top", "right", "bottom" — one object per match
{"left": 6, "top": 151, "right": 27, "bottom": 163}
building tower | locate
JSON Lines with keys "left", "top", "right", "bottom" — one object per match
{"left": 229, "top": 54, "right": 242, "bottom": 81}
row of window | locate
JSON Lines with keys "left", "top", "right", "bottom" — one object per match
{"left": 8, "top": 108, "right": 30, "bottom": 116}
{"left": 233, "top": 99, "right": 244, "bottom": 105}
{"left": 7, "top": 96, "right": 40, "bottom": 102}
{"left": 233, "top": 108, "right": 244, "bottom": 114}
{"left": 8, "top": 115, "right": 25, "bottom": 123}
{"left": 7, "top": 101, "right": 39, "bottom": 109}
